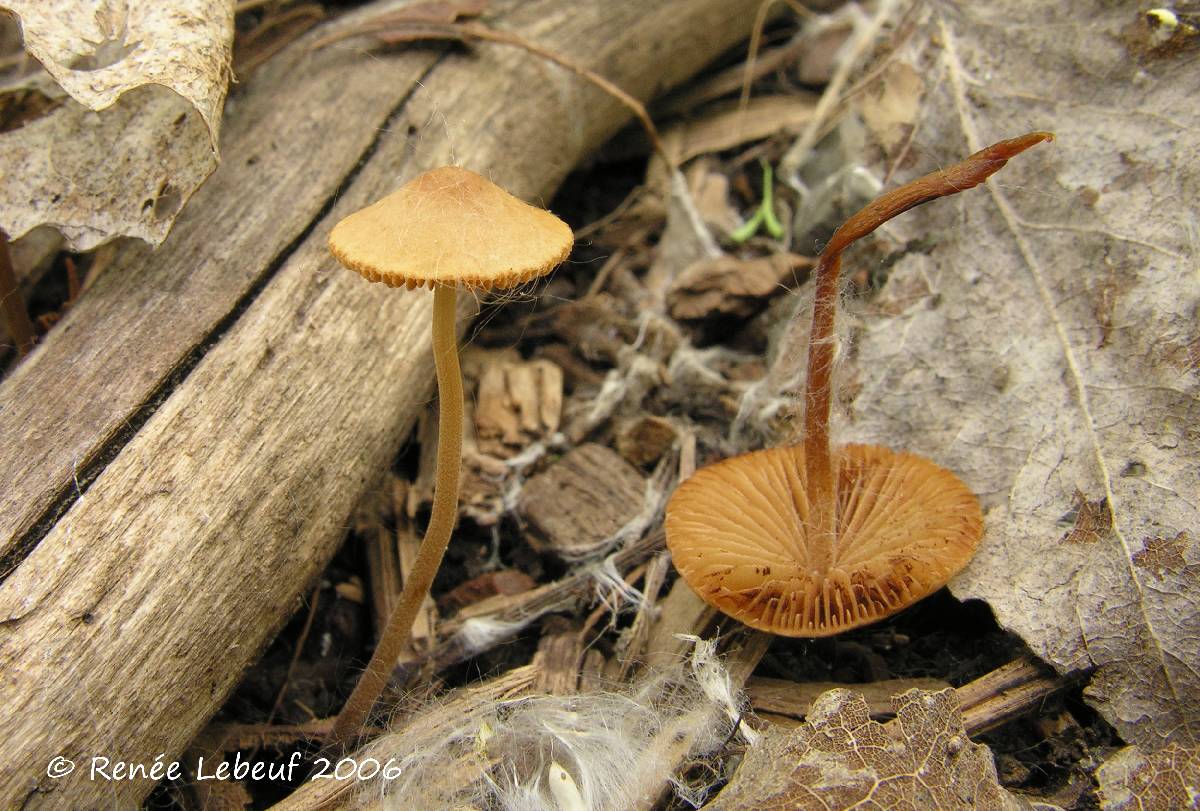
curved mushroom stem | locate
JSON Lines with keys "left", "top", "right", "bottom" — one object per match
{"left": 332, "top": 281, "right": 463, "bottom": 745}
{"left": 802, "top": 132, "right": 1054, "bottom": 566}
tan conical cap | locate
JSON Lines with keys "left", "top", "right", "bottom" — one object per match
{"left": 665, "top": 443, "right": 984, "bottom": 637}
{"left": 328, "top": 166, "right": 573, "bottom": 290}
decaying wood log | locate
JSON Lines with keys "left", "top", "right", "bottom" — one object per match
{"left": 0, "top": 0, "right": 771, "bottom": 806}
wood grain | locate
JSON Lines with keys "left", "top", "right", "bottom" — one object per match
{"left": 0, "top": 0, "right": 770, "bottom": 806}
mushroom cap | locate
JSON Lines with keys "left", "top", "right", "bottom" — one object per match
{"left": 327, "top": 166, "right": 573, "bottom": 290}
{"left": 665, "top": 443, "right": 983, "bottom": 637}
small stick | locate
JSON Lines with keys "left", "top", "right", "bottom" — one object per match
{"left": 956, "top": 654, "right": 1081, "bottom": 737}
{"left": 265, "top": 584, "right": 322, "bottom": 727}
{"left": 457, "top": 23, "right": 668, "bottom": 162}
{"left": 315, "top": 20, "right": 669, "bottom": 164}
{"left": 737, "top": 0, "right": 814, "bottom": 115}
{"left": 364, "top": 480, "right": 403, "bottom": 630}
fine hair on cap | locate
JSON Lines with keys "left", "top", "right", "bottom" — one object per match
{"left": 328, "top": 166, "right": 574, "bottom": 291}
{"left": 665, "top": 443, "right": 983, "bottom": 636}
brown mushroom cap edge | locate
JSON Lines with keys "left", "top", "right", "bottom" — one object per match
{"left": 665, "top": 443, "right": 984, "bottom": 636}
{"left": 328, "top": 165, "right": 573, "bottom": 291}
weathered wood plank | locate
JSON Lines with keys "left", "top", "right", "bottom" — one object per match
{"left": 0, "top": 1, "right": 767, "bottom": 807}
{"left": 0, "top": 5, "right": 442, "bottom": 564}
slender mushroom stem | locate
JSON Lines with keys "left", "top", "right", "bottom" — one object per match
{"left": 332, "top": 281, "right": 464, "bottom": 744}
{"left": 802, "top": 131, "right": 1054, "bottom": 566}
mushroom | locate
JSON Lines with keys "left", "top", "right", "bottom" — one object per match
{"left": 326, "top": 166, "right": 573, "bottom": 740}
{"left": 666, "top": 132, "right": 1053, "bottom": 636}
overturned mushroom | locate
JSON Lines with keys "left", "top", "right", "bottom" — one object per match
{"left": 327, "top": 166, "right": 572, "bottom": 740}
{"left": 666, "top": 133, "right": 1053, "bottom": 636}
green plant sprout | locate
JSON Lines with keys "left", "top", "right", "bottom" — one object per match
{"left": 730, "top": 159, "right": 785, "bottom": 243}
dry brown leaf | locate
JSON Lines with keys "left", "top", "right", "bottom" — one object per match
{"left": 706, "top": 688, "right": 1048, "bottom": 810}
{"left": 0, "top": 0, "right": 233, "bottom": 249}
{"left": 795, "top": 18, "right": 853, "bottom": 86}
{"left": 688, "top": 159, "right": 742, "bottom": 237}
{"left": 616, "top": 414, "right": 678, "bottom": 468}
{"left": 667, "top": 253, "right": 812, "bottom": 321}
{"left": 660, "top": 93, "right": 818, "bottom": 167}
{"left": 799, "top": 1, "right": 1200, "bottom": 751}
{"left": 857, "top": 61, "right": 923, "bottom": 153}
{"left": 1097, "top": 743, "right": 1200, "bottom": 811}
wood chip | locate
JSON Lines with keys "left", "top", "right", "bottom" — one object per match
{"left": 397, "top": 515, "right": 438, "bottom": 656}
{"left": 407, "top": 409, "right": 440, "bottom": 519}
{"left": 358, "top": 476, "right": 401, "bottom": 627}
{"left": 616, "top": 415, "right": 679, "bottom": 468}
{"left": 578, "top": 648, "right": 607, "bottom": 693}
{"left": 532, "top": 617, "right": 584, "bottom": 695}
{"left": 616, "top": 551, "right": 672, "bottom": 680}
{"left": 474, "top": 357, "right": 564, "bottom": 456}
{"left": 437, "top": 569, "right": 538, "bottom": 613}
{"left": 639, "top": 577, "right": 719, "bottom": 672}
{"left": 519, "top": 443, "right": 646, "bottom": 560}
{"left": 666, "top": 252, "right": 813, "bottom": 322}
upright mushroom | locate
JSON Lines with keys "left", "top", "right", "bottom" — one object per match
{"left": 666, "top": 132, "right": 1053, "bottom": 636}
{"left": 326, "top": 166, "right": 573, "bottom": 741}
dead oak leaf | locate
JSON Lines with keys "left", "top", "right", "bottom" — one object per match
{"left": 1097, "top": 743, "right": 1200, "bottom": 811}
{"left": 820, "top": 0, "right": 1200, "bottom": 751}
{"left": 0, "top": 0, "right": 233, "bottom": 249}
{"left": 706, "top": 688, "right": 1051, "bottom": 811}
{"left": 1059, "top": 491, "right": 1113, "bottom": 545}
{"left": 1131, "top": 532, "right": 1191, "bottom": 581}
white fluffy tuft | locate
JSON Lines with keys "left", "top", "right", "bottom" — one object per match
{"left": 347, "top": 640, "right": 748, "bottom": 810}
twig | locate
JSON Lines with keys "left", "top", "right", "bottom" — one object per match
{"left": 778, "top": 0, "right": 904, "bottom": 185}
{"left": 738, "top": 0, "right": 815, "bottom": 115}
{"left": 955, "top": 655, "right": 1084, "bottom": 737}
{"left": 582, "top": 247, "right": 629, "bottom": 300}
{"left": 574, "top": 185, "right": 645, "bottom": 241}
{"left": 314, "top": 19, "right": 669, "bottom": 164}
{"left": 265, "top": 584, "right": 322, "bottom": 727}
{"left": 235, "top": 4, "right": 325, "bottom": 76}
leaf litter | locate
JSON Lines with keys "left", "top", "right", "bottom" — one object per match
{"left": 746, "top": 0, "right": 1200, "bottom": 792}
{"left": 14, "top": 0, "right": 1194, "bottom": 807}
{"left": 705, "top": 688, "right": 1052, "bottom": 811}
{"left": 0, "top": 0, "right": 233, "bottom": 249}
{"left": 741, "top": 0, "right": 1196, "bottom": 742}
